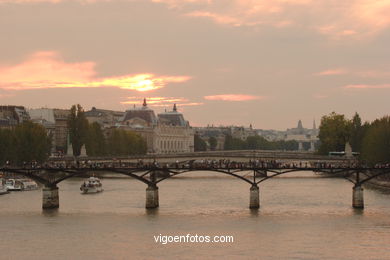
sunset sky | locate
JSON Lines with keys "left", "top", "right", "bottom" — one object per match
{"left": 0, "top": 0, "right": 389, "bottom": 129}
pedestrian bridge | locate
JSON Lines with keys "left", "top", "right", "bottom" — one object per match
{"left": 2, "top": 155, "right": 389, "bottom": 211}
{"left": 48, "top": 149, "right": 353, "bottom": 163}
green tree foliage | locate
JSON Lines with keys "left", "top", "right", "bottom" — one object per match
{"left": 224, "top": 135, "right": 246, "bottom": 150}
{"left": 0, "top": 128, "right": 15, "bottom": 164}
{"left": 0, "top": 121, "right": 51, "bottom": 165}
{"left": 318, "top": 112, "right": 350, "bottom": 155}
{"left": 14, "top": 121, "right": 52, "bottom": 163}
{"left": 106, "top": 129, "right": 146, "bottom": 156}
{"left": 269, "top": 140, "right": 299, "bottom": 150}
{"left": 194, "top": 134, "right": 207, "bottom": 151}
{"left": 85, "top": 122, "right": 106, "bottom": 156}
{"left": 245, "top": 136, "right": 269, "bottom": 149}
{"left": 224, "top": 135, "right": 298, "bottom": 151}
{"left": 349, "top": 112, "right": 369, "bottom": 153}
{"left": 208, "top": 136, "right": 218, "bottom": 151}
{"left": 361, "top": 116, "right": 390, "bottom": 165}
{"left": 68, "top": 104, "right": 89, "bottom": 156}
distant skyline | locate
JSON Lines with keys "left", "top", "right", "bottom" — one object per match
{"left": 1, "top": 0, "right": 389, "bottom": 130}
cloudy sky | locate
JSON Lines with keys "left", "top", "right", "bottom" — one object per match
{"left": 0, "top": 0, "right": 389, "bottom": 129}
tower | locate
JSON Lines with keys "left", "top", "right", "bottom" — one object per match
{"left": 297, "top": 120, "right": 303, "bottom": 129}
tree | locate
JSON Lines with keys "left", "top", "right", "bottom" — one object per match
{"left": 85, "top": 122, "right": 106, "bottom": 156}
{"left": 224, "top": 135, "right": 245, "bottom": 150}
{"left": 245, "top": 135, "right": 270, "bottom": 150}
{"left": 318, "top": 112, "right": 350, "bottom": 155}
{"left": 68, "top": 104, "right": 89, "bottom": 156}
{"left": 13, "top": 121, "right": 51, "bottom": 164}
{"left": 209, "top": 136, "right": 218, "bottom": 151}
{"left": 106, "top": 129, "right": 147, "bottom": 156}
{"left": 194, "top": 134, "right": 207, "bottom": 151}
{"left": 349, "top": 112, "right": 366, "bottom": 152}
{"left": 361, "top": 116, "right": 390, "bottom": 165}
{"left": 0, "top": 128, "right": 15, "bottom": 164}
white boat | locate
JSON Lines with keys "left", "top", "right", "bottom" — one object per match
{"left": 20, "top": 179, "right": 39, "bottom": 190}
{"left": 4, "top": 178, "right": 38, "bottom": 191}
{"left": 5, "top": 179, "right": 24, "bottom": 191}
{"left": 80, "top": 177, "right": 103, "bottom": 194}
{"left": 0, "top": 179, "right": 9, "bottom": 195}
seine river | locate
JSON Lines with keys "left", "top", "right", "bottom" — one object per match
{"left": 1, "top": 171, "right": 390, "bottom": 260}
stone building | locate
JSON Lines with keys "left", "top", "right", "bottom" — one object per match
{"left": 0, "top": 105, "right": 30, "bottom": 128}
{"left": 285, "top": 120, "right": 319, "bottom": 151}
{"left": 194, "top": 127, "right": 226, "bottom": 151}
{"left": 84, "top": 107, "right": 125, "bottom": 128}
{"left": 119, "top": 99, "right": 194, "bottom": 154}
{"left": 28, "top": 108, "right": 70, "bottom": 153}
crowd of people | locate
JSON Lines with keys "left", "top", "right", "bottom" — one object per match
{"left": 2, "top": 158, "right": 390, "bottom": 170}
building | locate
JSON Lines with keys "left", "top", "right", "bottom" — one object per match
{"left": 0, "top": 105, "right": 30, "bottom": 128}
{"left": 194, "top": 125, "right": 256, "bottom": 151}
{"left": 256, "top": 129, "right": 286, "bottom": 141}
{"left": 28, "top": 108, "right": 57, "bottom": 152}
{"left": 28, "top": 108, "right": 70, "bottom": 153}
{"left": 84, "top": 107, "right": 125, "bottom": 128}
{"left": 119, "top": 99, "right": 194, "bottom": 154}
{"left": 194, "top": 126, "right": 227, "bottom": 151}
{"left": 285, "top": 120, "right": 319, "bottom": 151}
{"left": 230, "top": 125, "right": 257, "bottom": 141}
{"left": 53, "top": 109, "right": 70, "bottom": 152}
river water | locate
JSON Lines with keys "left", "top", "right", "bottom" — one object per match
{"left": 1, "top": 171, "right": 390, "bottom": 260}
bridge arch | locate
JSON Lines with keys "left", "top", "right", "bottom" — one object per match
{"left": 256, "top": 168, "right": 355, "bottom": 184}
{"left": 155, "top": 168, "right": 255, "bottom": 186}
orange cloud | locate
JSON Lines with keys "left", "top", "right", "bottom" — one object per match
{"left": 121, "top": 96, "right": 203, "bottom": 107}
{"left": 315, "top": 68, "right": 390, "bottom": 78}
{"left": 4, "top": 0, "right": 390, "bottom": 40}
{"left": 313, "top": 94, "right": 328, "bottom": 99}
{"left": 315, "top": 68, "right": 348, "bottom": 76}
{"left": 344, "top": 84, "right": 390, "bottom": 89}
{"left": 204, "top": 94, "right": 262, "bottom": 101}
{"left": 0, "top": 0, "right": 62, "bottom": 2}
{"left": 154, "top": 0, "right": 390, "bottom": 40}
{"left": 0, "top": 51, "right": 190, "bottom": 91}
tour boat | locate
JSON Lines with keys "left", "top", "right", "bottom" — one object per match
{"left": 5, "top": 179, "right": 24, "bottom": 191}
{"left": 20, "top": 179, "right": 39, "bottom": 190}
{"left": 0, "top": 179, "right": 9, "bottom": 195}
{"left": 5, "top": 178, "right": 39, "bottom": 191}
{"left": 80, "top": 177, "right": 103, "bottom": 194}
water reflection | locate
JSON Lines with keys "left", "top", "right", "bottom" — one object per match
{"left": 41, "top": 208, "right": 59, "bottom": 217}
{"left": 1, "top": 172, "right": 390, "bottom": 259}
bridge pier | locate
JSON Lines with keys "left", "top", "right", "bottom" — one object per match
{"left": 146, "top": 185, "right": 159, "bottom": 208}
{"left": 42, "top": 185, "right": 59, "bottom": 209}
{"left": 249, "top": 185, "right": 260, "bottom": 209}
{"left": 352, "top": 185, "right": 364, "bottom": 209}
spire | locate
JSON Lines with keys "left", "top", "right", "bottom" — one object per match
{"left": 173, "top": 103, "right": 177, "bottom": 112}
{"left": 297, "top": 120, "right": 303, "bottom": 129}
{"left": 313, "top": 119, "right": 316, "bottom": 130}
{"left": 143, "top": 98, "right": 147, "bottom": 107}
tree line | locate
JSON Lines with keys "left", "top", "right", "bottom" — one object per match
{"left": 318, "top": 112, "right": 390, "bottom": 165}
{"left": 0, "top": 104, "right": 147, "bottom": 165}
{"left": 69, "top": 104, "right": 147, "bottom": 157}
{"left": 0, "top": 121, "right": 52, "bottom": 165}
{"left": 194, "top": 134, "right": 298, "bottom": 151}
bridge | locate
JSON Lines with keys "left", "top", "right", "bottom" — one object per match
{"left": 48, "top": 150, "right": 355, "bottom": 163}
{"left": 2, "top": 151, "right": 389, "bottom": 210}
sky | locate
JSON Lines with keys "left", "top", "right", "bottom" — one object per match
{"left": 0, "top": 0, "right": 389, "bottom": 130}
